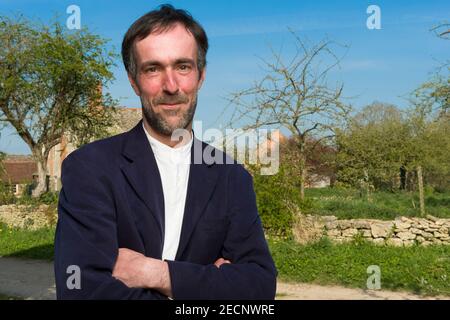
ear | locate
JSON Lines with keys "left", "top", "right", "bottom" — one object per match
{"left": 198, "top": 67, "right": 206, "bottom": 90}
{"left": 128, "top": 73, "right": 141, "bottom": 96}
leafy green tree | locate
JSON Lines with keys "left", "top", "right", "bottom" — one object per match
{"left": 336, "top": 102, "right": 412, "bottom": 191}
{"left": 0, "top": 16, "right": 118, "bottom": 197}
{"left": 413, "top": 75, "right": 449, "bottom": 117}
{"left": 0, "top": 151, "right": 5, "bottom": 180}
{"left": 0, "top": 151, "right": 15, "bottom": 205}
{"left": 336, "top": 101, "right": 450, "bottom": 194}
{"left": 421, "top": 115, "right": 450, "bottom": 191}
{"left": 407, "top": 100, "right": 450, "bottom": 193}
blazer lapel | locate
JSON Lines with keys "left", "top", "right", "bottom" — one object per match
{"left": 175, "top": 138, "right": 219, "bottom": 260}
{"left": 119, "top": 123, "right": 220, "bottom": 260}
{"left": 120, "top": 121, "right": 165, "bottom": 248}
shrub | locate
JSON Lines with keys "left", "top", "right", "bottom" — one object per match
{"left": 16, "top": 191, "right": 59, "bottom": 206}
{"left": 38, "top": 191, "right": 59, "bottom": 205}
{"left": 0, "top": 183, "right": 16, "bottom": 205}
{"left": 249, "top": 164, "right": 304, "bottom": 238}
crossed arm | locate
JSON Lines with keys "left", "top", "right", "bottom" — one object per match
{"left": 112, "top": 248, "right": 230, "bottom": 298}
{"left": 55, "top": 152, "right": 276, "bottom": 299}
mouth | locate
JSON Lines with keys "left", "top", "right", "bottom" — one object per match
{"left": 159, "top": 103, "right": 182, "bottom": 110}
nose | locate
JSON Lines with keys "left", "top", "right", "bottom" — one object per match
{"left": 162, "top": 69, "right": 179, "bottom": 94}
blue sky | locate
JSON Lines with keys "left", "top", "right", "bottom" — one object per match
{"left": 0, "top": 0, "right": 448, "bottom": 154}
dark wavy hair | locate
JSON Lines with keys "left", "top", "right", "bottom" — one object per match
{"left": 121, "top": 4, "right": 208, "bottom": 80}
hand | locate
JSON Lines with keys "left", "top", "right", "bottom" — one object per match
{"left": 214, "top": 257, "right": 231, "bottom": 268}
{"left": 113, "top": 248, "right": 172, "bottom": 297}
{"left": 112, "top": 248, "right": 151, "bottom": 288}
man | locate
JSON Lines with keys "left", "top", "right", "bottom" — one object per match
{"left": 54, "top": 4, "right": 277, "bottom": 300}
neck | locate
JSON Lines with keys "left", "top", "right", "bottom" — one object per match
{"left": 143, "top": 119, "right": 192, "bottom": 148}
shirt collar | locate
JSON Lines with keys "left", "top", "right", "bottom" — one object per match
{"left": 142, "top": 122, "right": 193, "bottom": 163}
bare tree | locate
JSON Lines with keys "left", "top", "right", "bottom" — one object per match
{"left": 225, "top": 33, "right": 351, "bottom": 199}
{"left": 431, "top": 22, "right": 450, "bottom": 39}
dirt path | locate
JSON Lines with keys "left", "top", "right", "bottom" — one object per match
{"left": 0, "top": 256, "right": 448, "bottom": 300}
{"left": 0, "top": 257, "right": 55, "bottom": 299}
{"left": 276, "top": 281, "right": 449, "bottom": 300}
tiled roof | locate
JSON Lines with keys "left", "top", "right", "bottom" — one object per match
{"left": 0, "top": 156, "right": 37, "bottom": 184}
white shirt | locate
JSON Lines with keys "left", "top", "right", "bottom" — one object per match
{"left": 143, "top": 123, "right": 192, "bottom": 261}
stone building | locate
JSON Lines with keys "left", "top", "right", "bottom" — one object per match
{"left": 0, "top": 155, "right": 37, "bottom": 196}
{"left": 46, "top": 107, "right": 142, "bottom": 192}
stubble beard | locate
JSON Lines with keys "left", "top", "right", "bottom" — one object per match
{"left": 142, "top": 93, "right": 197, "bottom": 137}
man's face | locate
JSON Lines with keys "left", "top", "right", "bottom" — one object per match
{"left": 129, "top": 23, "right": 205, "bottom": 136}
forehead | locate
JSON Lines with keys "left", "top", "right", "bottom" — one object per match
{"left": 134, "top": 23, "right": 197, "bottom": 65}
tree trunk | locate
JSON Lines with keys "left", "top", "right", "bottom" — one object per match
{"left": 300, "top": 163, "right": 306, "bottom": 200}
{"left": 399, "top": 166, "right": 406, "bottom": 190}
{"left": 363, "top": 168, "right": 371, "bottom": 202}
{"left": 298, "top": 141, "right": 306, "bottom": 200}
{"left": 31, "top": 149, "right": 48, "bottom": 198}
{"left": 417, "top": 165, "right": 425, "bottom": 217}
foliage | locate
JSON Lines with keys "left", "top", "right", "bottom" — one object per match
{"left": 0, "top": 15, "right": 118, "bottom": 196}
{"left": 416, "top": 114, "right": 450, "bottom": 191}
{"left": 248, "top": 164, "right": 305, "bottom": 239}
{"left": 280, "top": 135, "right": 336, "bottom": 188}
{"left": 0, "top": 152, "right": 15, "bottom": 204}
{"left": 336, "top": 102, "right": 409, "bottom": 189}
{"left": 16, "top": 191, "right": 59, "bottom": 206}
{"left": 414, "top": 75, "right": 449, "bottom": 116}
{"left": 335, "top": 102, "right": 450, "bottom": 192}
{"left": 37, "top": 191, "right": 59, "bottom": 205}
{"left": 0, "top": 182, "right": 16, "bottom": 205}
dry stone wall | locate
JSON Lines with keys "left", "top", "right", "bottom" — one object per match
{"left": 294, "top": 214, "right": 450, "bottom": 246}
{"left": 0, "top": 205, "right": 57, "bottom": 230}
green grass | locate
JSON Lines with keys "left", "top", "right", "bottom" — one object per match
{"left": 0, "top": 293, "right": 22, "bottom": 300}
{"left": 1, "top": 219, "right": 449, "bottom": 297}
{"left": 0, "top": 222, "right": 54, "bottom": 260}
{"left": 269, "top": 237, "right": 450, "bottom": 296}
{"left": 304, "top": 188, "right": 450, "bottom": 220}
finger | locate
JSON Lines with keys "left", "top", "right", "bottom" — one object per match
{"left": 214, "top": 258, "right": 224, "bottom": 267}
{"left": 214, "top": 258, "right": 231, "bottom": 268}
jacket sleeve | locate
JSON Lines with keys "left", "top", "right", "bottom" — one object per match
{"left": 166, "top": 165, "right": 278, "bottom": 299}
{"left": 54, "top": 152, "right": 167, "bottom": 300}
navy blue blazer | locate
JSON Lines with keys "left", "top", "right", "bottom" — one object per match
{"left": 54, "top": 121, "right": 277, "bottom": 299}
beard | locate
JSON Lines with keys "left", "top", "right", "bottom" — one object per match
{"left": 141, "top": 92, "right": 197, "bottom": 137}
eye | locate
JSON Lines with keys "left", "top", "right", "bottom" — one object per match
{"left": 144, "top": 66, "right": 158, "bottom": 73}
{"left": 178, "top": 64, "right": 192, "bottom": 72}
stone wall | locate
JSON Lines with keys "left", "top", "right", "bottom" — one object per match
{"left": 293, "top": 214, "right": 450, "bottom": 246}
{"left": 0, "top": 204, "right": 57, "bottom": 230}
{"left": 2, "top": 203, "right": 449, "bottom": 246}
